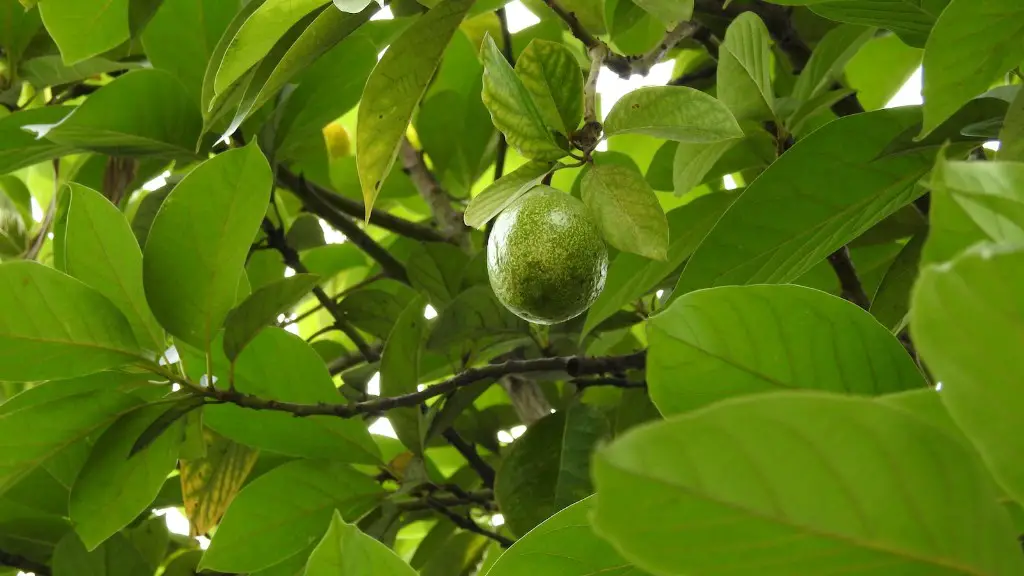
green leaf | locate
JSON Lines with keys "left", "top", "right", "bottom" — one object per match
{"left": 407, "top": 242, "right": 468, "bottom": 306}
{"left": 869, "top": 233, "right": 924, "bottom": 332}
{"left": 26, "top": 69, "right": 203, "bottom": 157}
{"left": 808, "top": 0, "right": 947, "bottom": 48}
{"left": 357, "top": 0, "right": 475, "bottom": 219}
{"left": 649, "top": 284, "right": 926, "bottom": 416}
{"left": 127, "top": 514, "right": 171, "bottom": 570}
{"left": 920, "top": 0, "right": 1024, "bottom": 137}
{"left": 603, "top": 86, "right": 743, "bottom": 142}
{"left": 912, "top": 243, "right": 1024, "bottom": 505}
{"left": 337, "top": 288, "right": 411, "bottom": 340}
{"left": 0, "top": 261, "right": 143, "bottom": 380}
{"left": 581, "top": 164, "right": 668, "bottom": 260}
{"left": 199, "top": 459, "right": 384, "bottom": 573}
{"left": 204, "top": 328, "right": 382, "bottom": 464}
{"left": 483, "top": 496, "right": 649, "bottom": 576}
{"left": 592, "top": 393, "right": 1024, "bottom": 576}
{"left": 305, "top": 510, "right": 417, "bottom": 576}
{"left": 199, "top": 0, "right": 267, "bottom": 118}
{"left": 334, "top": 0, "right": 376, "bottom": 11}
{"left": 213, "top": 0, "right": 329, "bottom": 95}
{"left": 672, "top": 139, "right": 739, "bottom": 195}
{"left": 223, "top": 273, "right": 320, "bottom": 360}
{"left": 0, "top": 107, "right": 76, "bottom": 175}
{"left": 420, "top": 532, "right": 489, "bottom": 576}
{"left": 19, "top": 55, "right": 139, "bottom": 88}
{"left": 845, "top": 34, "right": 923, "bottom": 111}
{"left": 717, "top": 12, "right": 774, "bottom": 121}
{"left": 52, "top": 531, "right": 151, "bottom": 576}
{"left": 479, "top": 35, "right": 566, "bottom": 162}
{"left": 582, "top": 192, "right": 736, "bottom": 338}
{"left": 0, "top": 0, "right": 42, "bottom": 69}
{"left": 60, "top": 183, "right": 165, "bottom": 353}
{"left": 179, "top": 428, "right": 260, "bottom": 536}
{"left": 675, "top": 108, "right": 932, "bottom": 295}
{"left": 494, "top": 403, "right": 609, "bottom": 537}
{"left": 143, "top": 142, "right": 272, "bottom": 349}
{"left": 999, "top": 86, "right": 1024, "bottom": 162}
{"left": 464, "top": 161, "right": 553, "bottom": 228}
{"left": 930, "top": 157, "right": 1024, "bottom": 247}
{"left": 426, "top": 284, "right": 529, "bottom": 359}
{"left": 514, "top": 39, "right": 584, "bottom": 136}
{"left": 142, "top": 0, "right": 240, "bottom": 104}
{"left": 631, "top": 0, "right": 692, "bottom": 28}
{"left": 129, "top": 396, "right": 205, "bottom": 456}
{"left": 38, "top": 0, "right": 129, "bottom": 64}
{"left": 790, "top": 24, "right": 874, "bottom": 103}
{"left": 69, "top": 402, "right": 184, "bottom": 550}
{"left": 380, "top": 296, "right": 428, "bottom": 451}
{"left": 0, "top": 376, "right": 145, "bottom": 495}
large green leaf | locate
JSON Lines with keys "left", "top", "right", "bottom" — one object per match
{"left": 142, "top": 0, "right": 240, "bottom": 104}
{"left": 592, "top": 393, "right": 1023, "bottom": 576}
{"left": 717, "top": 12, "right": 774, "bottom": 121}
{"left": 912, "top": 244, "right": 1024, "bottom": 505}
{"left": 0, "top": 376, "right": 145, "bottom": 495}
{"left": 356, "top": 0, "right": 474, "bottom": 219}
{"left": 26, "top": 70, "right": 203, "bottom": 157}
{"left": 920, "top": 0, "right": 1024, "bottom": 137}
{"left": 649, "top": 285, "right": 926, "bottom": 416}
{"left": 213, "top": 0, "right": 329, "bottom": 95}
{"left": 143, "top": 142, "right": 272, "bottom": 349}
{"left": 581, "top": 164, "right": 668, "bottom": 260}
{"left": 204, "top": 328, "right": 382, "bottom": 464}
{"left": 222, "top": 273, "right": 320, "bottom": 361}
{"left": 0, "top": 262, "right": 142, "bottom": 380}
{"left": 69, "top": 402, "right": 184, "bottom": 550}
{"left": 479, "top": 35, "right": 566, "bottom": 162}
{"left": 305, "top": 510, "right": 417, "bottom": 575}
{"left": 929, "top": 157, "right": 1024, "bottom": 247}
{"left": 808, "top": 0, "right": 948, "bottom": 48}
{"left": 60, "top": 183, "right": 165, "bottom": 353}
{"left": 494, "top": 403, "right": 609, "bottom": 537}
{"left": 483, "top": 497, "right": 648, "bottom": 576}
{"left": 51, "top": 531, "right": 151, "bottom": 576}
{"left": 379, "top": 296, "right": 428, "bottom": 451}
{"left": 38, "top": 0, "right": 129, "bottom": 64}
{"left": 19, "top": 55, "right": 139, "bottom": 89}
{"left": 514, "top": 39, "right": 584, "bottom": 136}
{"left": 199, "top": 459, "right": 384, "bottom": 573}
{"left": 199, "top": 0, "right": 267, "bottom": 118}
{"left": 675, "top": 107, "right": 931, "bottom": 295}
{"left": 790, "top": 24, "right": 874, "bottom": 104}
{"left": 603, "top": 86, "right": 743, "bottom": 142}
{"left": 0, "top": 107, "right": 75, "bottom": 175}
{"left": 464, "top": 161, "right": 553, "bottom": 229}
{"left": 582, "top": 192, "right": 735, "bottom": 338}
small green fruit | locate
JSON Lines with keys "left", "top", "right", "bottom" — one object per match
{"left": 487, "top": 186, "right": 608, "bottom": 324}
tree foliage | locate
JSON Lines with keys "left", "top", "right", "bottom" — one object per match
{"left": 0, "top": 0, "right": 1022, "bottom": 574}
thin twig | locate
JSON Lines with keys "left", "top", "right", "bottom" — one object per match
{"left": 827, "top": 246, "right": 870, "bottom": 311}
{"left": 425, "top": 498, "right": 515, "bottom": 548}
{"left": 328, "top": 344, "right": 382, "bottom": 375}
{"left": 279, "top": 272, "right": 386, "bottom": 328}
{"left": 442, "top": 428, "right": 496, "bottom": 488}
{"left": 630, "top": 22, "right": 702, "bottom": 76}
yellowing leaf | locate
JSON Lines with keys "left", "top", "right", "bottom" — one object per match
{"left": 180, "top": 428, "right": 259, "bottom": 536}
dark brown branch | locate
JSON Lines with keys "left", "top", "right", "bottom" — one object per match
{"left": 0, "top": 548, "right": 51, "bottom": 576}
{"left": 196, "top": 352, "right": 646, "bottom": 419}
{"left": 328, "top": 344, "right": 382, "bottom": 375}
{"left": 669, "top": 65, "right": 717, "bottom": 87}
{"left": 277, "top": 173, "right": 410, "bottom": 283}
{"left": 827, "top": 246, "right": 870, "bottom": 311}
{"left": 277, "top": 168, "right": 448, "bottom": 244}
{"left": 424, "top": 498, "right": 515, "bottom": 548}
{"left": 695, "top": 0, "right": 810, "bottom": 71}
{"left": 442, "top": 428, "right": 496, "bottom": 488}
{"left": 262, "top": 219, "right": 380, "bottom": 362}
{"left": 396, "top": 489, "right": 496, "bottom": 511}
{"left": 572, "top": 376, "right": 646, "bottom": 390}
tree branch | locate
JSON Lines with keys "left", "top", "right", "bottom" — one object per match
{"left": 442, "top": 428, "right": 496, "bottom": 488}
{"left": 277, "top": 168, "right": 448, "bottom": 244}
{"left": 0, "top": 548, "right": 51, "bottom": 576}
{"left": 827, "top": 246, "right": 871, "bottom": 310}
{"left": 277, "top": 173, "right": 410, "bottom": 283}
{"left": 630, "top": 21, "right": 703, "bottom": 76}
{"left": 190, "top": 352, "right": 646, "bottom": 419}
{"left": 399, "top": 139, "right": 469, "bottom": 246}
{"left": 424, "top": 498, "right": 515, "bottom": 548}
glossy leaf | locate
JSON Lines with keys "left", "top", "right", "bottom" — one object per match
{"left": 180, "top": 428, "right": 259, "bottom": 537}
{"left": 479, "top": 35, "right": 565, "bottom": 161}
{"left": 676, "top": 108, "right": 932, "bottom": 295}
{"left": 912, "top": 244, "right": 1024, "bottom": 505}
{"left": 357, "top": 0, "right": 475, "bottom": 219}
{"left": 920, "top": 0, "right": 1024, "bottom": 137}
{"left": 603, "top": 86, "right": 743, "bottom": 142}
{"left": 593, "top": 393, "right": 1024, "bottom": 576}
{"left": 380, "top": 297, "right": 428, "bottom": 451}
{"left": 38, "top": 0, "right": 128, "bottom": 64}
{"left": 143, "top": 142, "right": 272, "bottom": 349}
{"left": 26, "top": 70, "right": 202, "bottom": 157}
{"left": 464, "top": 160, "right": 553, "bottom": 228}
{"left": 61, "top": 183, "right": 165, "bottom": 352}
{"left": 0, "top": 261, "right": 142, "bottom": 380}
{"left": 305, "top": 510, "right": 417, "bottom": 575}
{"left": 494, "top": 403, "right": 609, "bottom": 536}
{"left": 581, "top": 164, "right": 668, "bottom": 260}
{"left": 649, "top": 285, "right": 926, "bottom": 416}
{"left": 718, "top": 12, "right": 774, "bottom": 121}
{"left": 222, "top": 273, "right": 320, "bottom": 360}
{"left": 514, "top": 39, "right": 584, "bottom": 135}
{"left": 199, "top": 459, "right": 384, "bottom": 573}
{"left": 69, "top": 403, "right": 184, "bottom": 550}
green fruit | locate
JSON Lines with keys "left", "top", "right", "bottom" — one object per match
{"left": 487, "top": 186, "right": 608, "bottom": 324}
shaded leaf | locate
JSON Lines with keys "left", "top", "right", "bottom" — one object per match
{"left": 19, "top": 55, "right": 139, "bottom": 88}
{"left": 180, "top": 428, "right": 259, "bottom": 536}
{"left": 869, "top": 233, "right": 924, "bottom": 332}
{"left": 791, "top": 24, "right": 874, "bottom": 103}
{"left": 223, "top": 273, "right": 320, "bottom": 360}
{"left": 305, "top": 510, "right": 417, "bottom": 575}
{"left": 603, "top": 86, "right": 743, "bottom": 142}
{"left": 38, "top": 0, "right": 129, "bottom": 64}
{"left": 380, "top": 296, "right": 429, "bottom": 451}
{"left": 406, "top": 243, "right": 468, "bottom": 306}
{"left": 809, "top": 0, "right": 946, "bottom": 48}
{"left": 51, "top": 531, "right": 150, "bottom": 576}
{"left": 999, "top": 86, "right": 1024, "bottom": 162}
{"left": 129, "top": 395, "right": 205, "bottom": 456}
{"left": 581, "top": 163, "right": 668, "bottom": 260}
{"left": 672, "top": 139, "right": 739, "bottom": 195}
{"left": 0, "top": 107, "right": 75, "bottom": 175}
{"left": 426, "top": 284, "right": 529, "bottom": 358}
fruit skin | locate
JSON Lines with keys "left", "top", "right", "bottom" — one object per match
{"left": 487, "top": 186, "right": 608, "bottom": 324}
